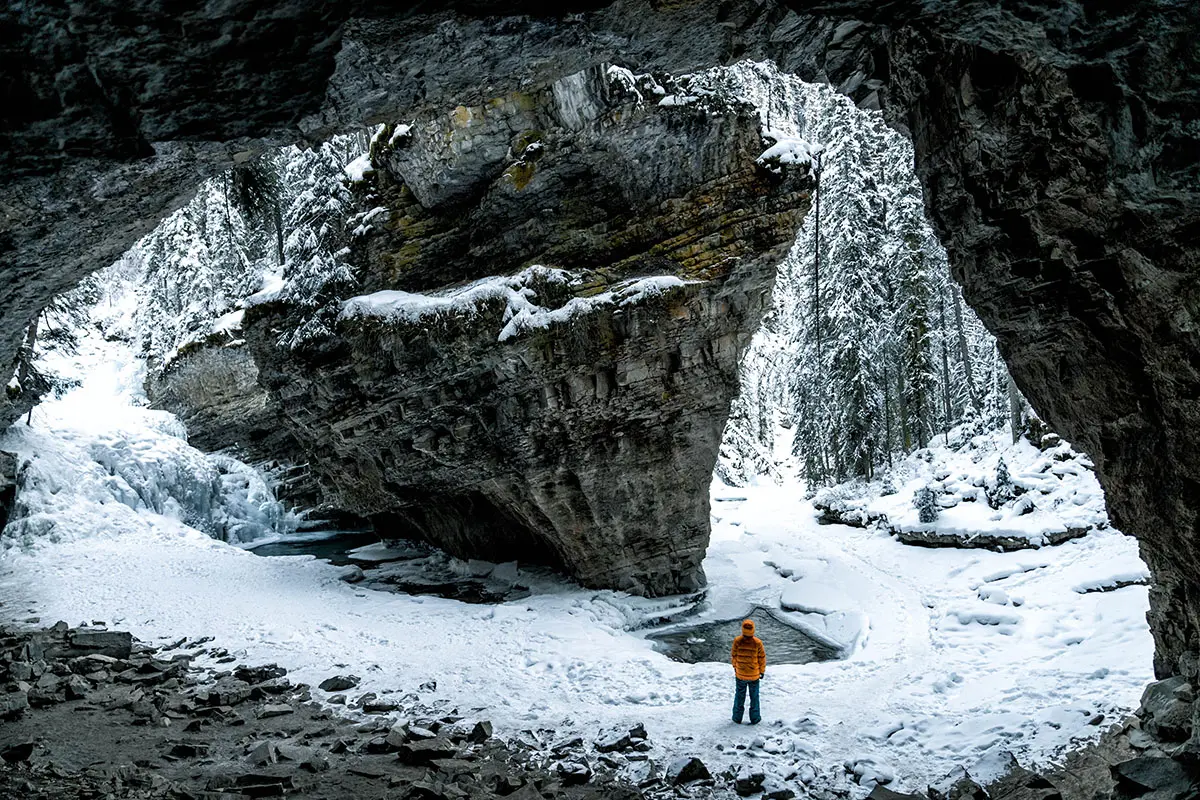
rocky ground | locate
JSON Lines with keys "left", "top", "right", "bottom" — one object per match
{"left": 0, "top": 622, "right": 681, "bottom": 799}
{"left": 2, "top": 620, "right": 1198, "bottom": 800}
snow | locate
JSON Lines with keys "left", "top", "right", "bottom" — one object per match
{"left": 658, "top": 94, "right": 700, "bottom": 107}
{"left": 340, "top": 267, "right": 693, "bottom": 343}
{"left": 0, "top": 331, "right": 292, "bottom": 549}
{"left": 245, "top": 272, "right": 286, "bottom": 307}
{"left": 815, "top": 429, "right": 1110, "bottom": 547}
{"left": 388, "top": 124, "right": 413, "bottom": 146}
{"left": 0, "top": 334, "right": 1154, "bottom": 793}
{"left": 343, "top": 153, "right": 374, "bottom": 183}
{"left": 757, "top": 131, "right": 821, "bottom": 169}
{"left": 211, "top": 308, "right": 244, "bottom": 335}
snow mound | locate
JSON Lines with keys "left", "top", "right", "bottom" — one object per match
{"left": 814, "top": 428, "right": 1109, "bottom": 550}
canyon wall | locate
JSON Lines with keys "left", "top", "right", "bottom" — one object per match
{"left": 3, "top": 1, "right": 1199, "bottom": 672}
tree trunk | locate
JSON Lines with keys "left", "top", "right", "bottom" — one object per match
{"left": 272, "top": 196, "right": 285, "bottom": 266}
{"left": 952, "top": 287, "right": 981, "bottom": 411}
{"left": 16, "top": 316, "right": 39, "bottom": 387}
{"left": 938, "top": 288, "right": 953, "bottom": 445}
{"left": 1007, "top": 371, "right": 1023, "bottom": 444}
{"left": 883, "top": 366, "right": 894, "bottom": 469}
{"left": 18, "top": 314, "right": 40, "bottom": 425}
{"left": 811, "top": 154, "right": 822, "bottom": 361}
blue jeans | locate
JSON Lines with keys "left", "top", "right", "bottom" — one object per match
{"left": 733, "top": 678, "right": 761, "bottom": 724}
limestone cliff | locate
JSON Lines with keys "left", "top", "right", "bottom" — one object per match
{"left": 240, "top": 66, "right": 812, "bottom": 594}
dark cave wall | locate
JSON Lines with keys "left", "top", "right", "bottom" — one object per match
{"left": 881, "top": 10, "right": 1200, "bottom": 679}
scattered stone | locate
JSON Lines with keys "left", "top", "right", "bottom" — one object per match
{"left": 340, "top": 566, "right": 366, "bottom": 583}
{"left": 736, "top": 764, "right": 766, "bottom": 796}
{"left": 233, "top": 773, "right": 294, "bottom": 798}
{"left": 348, "top": 764, "right": 389, "bottom": 779}
{"left": 1, "top": 689, "right": 30, "bottom": 718}
{"left": 302, "top": 751, "right": 331, "bottom": 773}
{"left": 275, "top": 743, "right": 314, "bottom": 762}
{"left": 64, "top": 674, "right": 91, "bottom": 699}
{"left": 418, "top": 680, "right": 437, "bottom": 693}
{"left": 365, "top": 736, "right": 397, "bottom": 754}
{"left": 596, "top": 729, "right": 634, "bottom": 753}
{"left": 249, "top": 677, "right": 292, "bottom": 698}
{"left": 1111, "top": 757, "right": 1196, "bottom": 795}
{"left": 557, "top": 759, "right": 593, "bottom": 786}
{"left": 407, "top": 725, "right": 439, "bottom": 741}
{"left": 870, "top": 786, "right": 925, "bottom": 800}
{"left": 257, "top": 704, "right": 294, "bottom": 719}
{"left": 629, "top": 759, "right": 660, "bottom": 787}
{"left": 551, "top": 735, "right": 583, "bottom": 753}
{"left": 64, "top": 630, "right": 134, "bottom": 659}
{"left": 234, "top": 664, "right": 287, "bottom": 685}
{"left": 247, "top": 741, "right": 278, "bottom": 766}
{"left": 318, "top": 675, "right": 360, "bottom": 692}
{"left": 168, "top": 742, "right": 206, "bottom": 759}
{"left": 1139, "top": 677, "right": 1194, "bottom": 741}
{"left": 397, "top": 738, "right": 459, "bottom": 765}
{"left": 668, "top": 756, "right": 711, "bottom": 785}
{"left": 468, "top": 720, "right": 493, "bottom": 744}
{"left": 364, "top": 699, "right": 400, "bottom": 714}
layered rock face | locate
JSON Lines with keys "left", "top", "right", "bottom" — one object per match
{"left": 245, "top": 68, "right": 812, "bottom": 593}
{"left": 144, "top": 347, "right": 334, "bottom": 520}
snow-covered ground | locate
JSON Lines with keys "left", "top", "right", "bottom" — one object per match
{"left": 0, "top": 334, "right": 1155, "bottom": 795}
{"left": 813, "top": 428, "right": 1110, "bottom": 549}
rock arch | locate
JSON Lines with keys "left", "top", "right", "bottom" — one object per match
{"left": 2, "top": 0, "right": 1196, "bottom": 676}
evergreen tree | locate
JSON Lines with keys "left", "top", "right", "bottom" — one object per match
{"left": 914, "top": 485, "right": 939, "bottom": 524}
{"left": 702, "top": 61, "right": 1031, "bottom": 487}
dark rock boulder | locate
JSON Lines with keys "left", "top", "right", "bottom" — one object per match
{"left": 0, "top": 451, "right": 17, "bottom": 532}
{"left": 1139, "top": 677, "right": 1195, "bottom": 742}
{"left": 245, "top": 65, "right": 812, "bottom": 595}
{"left": 1111, "top": 757, "right": 1199, "bottom": 798}
{"left": 667, "top": 756, "right": 711, "bottom": 785}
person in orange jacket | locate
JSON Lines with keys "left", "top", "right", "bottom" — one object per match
{"left": 731, "top": 618, "right": 766, "bottom": 724}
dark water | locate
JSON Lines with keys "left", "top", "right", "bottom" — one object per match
{"left": 246, "top": 531, "right": 382, "bottom": 565}
{"left": 646, "top": 607, "right": 841, "bottom": 665}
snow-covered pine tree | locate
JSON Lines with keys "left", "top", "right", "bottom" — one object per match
{"left": 914, "top": 484, "right": 939, "bottom": 524}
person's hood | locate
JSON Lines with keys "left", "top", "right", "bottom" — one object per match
{"left": 742, "top": 619, "right": 755, "bottom": 637}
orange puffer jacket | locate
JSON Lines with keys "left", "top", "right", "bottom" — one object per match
{"left": 731, "top": 619, "right": 766, "bottom": 681}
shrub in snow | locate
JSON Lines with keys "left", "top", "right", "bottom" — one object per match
{"left": 914, "top": 485, "right": 939, "bottom": 524}
{"left": 987, "top": 457, "right": 1015, "bottom": 510}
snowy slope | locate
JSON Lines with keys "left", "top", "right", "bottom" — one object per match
{"left": 813, "top": 428, "right": 1110, "bottom": 549}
